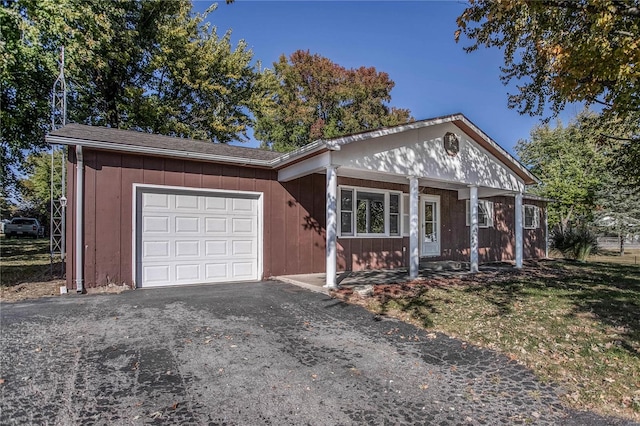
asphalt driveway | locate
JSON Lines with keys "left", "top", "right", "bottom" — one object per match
{"left": 0, "top": 281, "right": 631, "bottom": 425}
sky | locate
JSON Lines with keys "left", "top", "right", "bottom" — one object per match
{"left": 193, "top": 0, "right": 584, "bottom": 156}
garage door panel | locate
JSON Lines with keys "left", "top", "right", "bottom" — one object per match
{"left": 138, "top": 189, "right": 259, "bottom": 287}
{"left": 175, "top": 240, "right": 200, "bottom": 257}
{"left": 205, "top": 263, "right": 228, "bottom": 279}
{"left": 205, "top": 240, "right": 228, "bottom": 256}
{"left": 232, "top": 239, "right": 255, "bottom": 256}
{"left": 232, "top": 217, "right": 254, "bottom": 233}
{"left": 232, "top": 262, "right": 255, "bottom": 277}
{"left": 143, "top": 241, "right": 170, "bottom": 258}
{"left": 205, "top": 217, "right": 227, "bottom": 233}
{"left": 175, "top": 216, "right": 200, "bottom": 233}
{"left": 143, "top": 216, "right": 169, "bottom": 233}
{"left": 175, "top": 194, "right": 199, "bottom": 209}
{"left": 143, "top": 193, "right": 170, "bottom": 209}
{"left": 143, "top": 265, "right": 170, "bottom": 284}
{"left": 175, "top": 264, "right": 201, "bottom": 281}
{"left": 205, "top": 197, "right": 227, "bottom": 211}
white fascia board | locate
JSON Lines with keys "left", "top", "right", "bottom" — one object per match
{"left": 46, "top": 135, "right": 274, "bottom": 167}
{"left": 458, "top": 186, "right": 524, "bottom": 200}
{"left": 278, "top": 151, "right": 331, "bottom": 182}
{"left": 268, "top": 140, "right": 338, "bottom": 168}
{"left": 325, "top": 115, "right": 460, "bottom": 149}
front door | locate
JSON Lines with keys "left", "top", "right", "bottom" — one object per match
{"left": 421, "top": 195, "right": 440, "bottom": 256}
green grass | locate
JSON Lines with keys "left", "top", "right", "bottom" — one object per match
{"left": 0, "top": 236, "right": 62, "bottom": 286}
{"left": 344, "top": 261, "right": 640, "bottom": 420}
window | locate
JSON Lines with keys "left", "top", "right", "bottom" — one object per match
{"left": 338, "top": 187, "right": 402, "bottom": 237}
{"left": 524, "top": 205, "right": 540, "bottom": 229}
{"left": 466, "top": 200, "right": 494, "bottom": 228}
{"left": 389, "top": 193, "right": 400, "bottom": 236}
{"left": 356, "top": 191, "right": 385, "bottom": 234}
{"left": 340, "top": 189, "right": 354, "bottom": 236}
{"left": 402, "top": 194, "right": 410, "bottom": 236}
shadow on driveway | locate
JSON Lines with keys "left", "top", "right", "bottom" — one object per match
{"left": 0, "top": 281, "right": 631, "bottom": 425}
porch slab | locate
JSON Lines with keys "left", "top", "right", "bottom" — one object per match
{"left": 275, "top": 264, "right": 481, "bottom": 295}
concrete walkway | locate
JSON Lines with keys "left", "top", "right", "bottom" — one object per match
{"left": 276, "top": 262, "right": 485, "bottom": 294}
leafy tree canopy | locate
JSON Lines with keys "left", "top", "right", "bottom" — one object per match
{"left": 1, "top": 0, "right": 266, "bottom": 192}
{"left": 517, "top": 109, "right": 640, "bottom": 233}
{"left": 516, "top": 111, "right": 608, "bottom": 229}
{"left": 456, "top": 0, "right": 640, "bottom": 118}
{"left": 254, "top": 50, "right": 413, "bottom": 152}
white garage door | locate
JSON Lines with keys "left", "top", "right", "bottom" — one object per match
{"left": 136, "top": 188, "right": 260, "bottom": 288}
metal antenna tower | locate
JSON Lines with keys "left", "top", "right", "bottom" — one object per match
{"left": 50, "top": 46, "right": 67, "bottom": 277}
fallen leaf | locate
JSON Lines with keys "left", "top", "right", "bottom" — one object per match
{"left": 171, "top": 402, "right": 179, "bottom": 410}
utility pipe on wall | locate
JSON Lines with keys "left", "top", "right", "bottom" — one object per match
{"left": 75, "top": 145, "right": 84, "bottom": 293}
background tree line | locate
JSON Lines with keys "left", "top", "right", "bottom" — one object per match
{"left": 2, "top": 0, "right": 638, "bottom": 244}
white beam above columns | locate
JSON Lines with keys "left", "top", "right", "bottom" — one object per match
{"left": 515, "top": 192, "right": 523, "bottom": 268}
{"left": 409, "top": 176, "right": 419, "bottom": 279}
{"left": 324, "top": 164, "right": 339, "bottom": 289}
{"left": 278, "top": 151, "right": 331, "bottom": 182}
{"left": 469, "top": 185, "right": 479, "bottom": 273}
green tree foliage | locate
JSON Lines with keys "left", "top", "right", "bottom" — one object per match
{"left": 18, "top": 149, "right": 65, "bottom": 223}
{"left": 516, "top": 112, "right": 607, "bottom": 229}
{"left": 255, "top": 50, "right": 413, "bottom": 152}
{"left": 594, "top": 173, "right": 640, "bottom": 254}
{"left": 456, "top": 0, "right": 640, "bottom": 118}
{"left": 1, "top": 0, "right": 263, "bottom": 191}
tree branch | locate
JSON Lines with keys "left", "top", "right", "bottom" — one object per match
{"left": 599, "top": 133, "right": 640, "bottom": 142}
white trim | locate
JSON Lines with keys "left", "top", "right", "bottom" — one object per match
{"left": 47, "top": 113, "right": 539, "bottom": 185}
{"left": 515, "top": 192, "right": 524, "bottom": 268}
{"left": 277, "top": 151, "right": 331, "bottom": 182}
{"left": 131, "top": 183, "right": 264, "bottom": 287}
{"left": 523, "top": 204, "right": 540, "bottom": 229}
{"left": 420, "top": 194, "right": 441, "bottom": 257}
{"left": 465, "top": 199, "right": 494, "bottom": 228}
{"left": 337, "top": 185, "right": 403, "bottom": 238}
{"left": 325, "top": 165, "right": 338, "bottom": 289}
{"left": 469, "top": 186, "right": 479, "bottom": 273}
{"left": 409, "top": 176, "right": 419, "bottom": 279}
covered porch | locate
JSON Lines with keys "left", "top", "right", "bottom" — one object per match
{"left": 275, "top": 114, "right": 541, "bottom": 289}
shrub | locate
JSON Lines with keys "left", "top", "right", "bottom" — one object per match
{"left": 550, "top": 226, "right": 598, "bottom": 262}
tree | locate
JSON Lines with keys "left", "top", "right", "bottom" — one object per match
{"left": 515, "top": 112, "right": 607, "bottom": 229}
{"left": 18, "top": 149, "right": 65, "bottom": 222}
{"left": 1, "top": 0, "right": 264, "bottom": 193}
{"left": 594, "top": 174, "right": 640, "bottom": 255}
{"left": 456, "top": 0, "right": 640, "bottom": 118}
{"left": 255, "top": 50, "right": 412, "bottom": 152}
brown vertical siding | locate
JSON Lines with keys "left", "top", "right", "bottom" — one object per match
{"left": 65, "top": 148, "right": 546, "bottom": 289}
{"left": 65, "top": 149, "right": 330, "bottom": 289}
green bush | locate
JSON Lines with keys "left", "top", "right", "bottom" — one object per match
{"left": 550, "top": 226, "right": 598, "bottom": 262}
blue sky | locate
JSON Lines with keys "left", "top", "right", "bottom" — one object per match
{"left": 194, "top": 1, "right": 583, "bottom": 156}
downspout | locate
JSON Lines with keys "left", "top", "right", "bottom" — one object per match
{"left": 75, "top": 145, "right": 84, "bottom": 293}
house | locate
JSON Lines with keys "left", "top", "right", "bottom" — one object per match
{"left": 46, "top": 113, "right": 547, "bottom": 292}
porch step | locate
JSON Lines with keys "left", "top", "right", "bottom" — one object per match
{"left": 419, "top": 260, "right": 467, "bottom": 271}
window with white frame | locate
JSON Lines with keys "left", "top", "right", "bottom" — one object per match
{"left": 465, "top": 200, "right": 494, "bottom": 228}
{"left": 338, "top": 187, "right": 402, "bottom": 237}
{"left": 524, "top": 204, "right": 540, "bottom": 229}
{"left": 402, "top": 194, "right": 410, "bottom": 236}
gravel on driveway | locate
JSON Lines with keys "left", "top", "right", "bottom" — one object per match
{"left": 0, "top": 281, "right": 632, "bottom": 425}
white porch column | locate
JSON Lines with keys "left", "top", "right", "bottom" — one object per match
{"left": 324, "top": 165, "right": 339, "bottom": 289}
{"left": 515, "top": 192, "right": 523, "bottom": 268}
{"left": 409, "top": 176, "right": 419, "bottom": 279}
{"left": 469, "top": 185, "right": 479, "bottom": 273}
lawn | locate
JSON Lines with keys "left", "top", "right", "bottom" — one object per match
{"left": 335, "top": 260, "right": 640, "bottom": 421}
{"left": 0, "top": 236, "right": 65, "bottom": 301}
